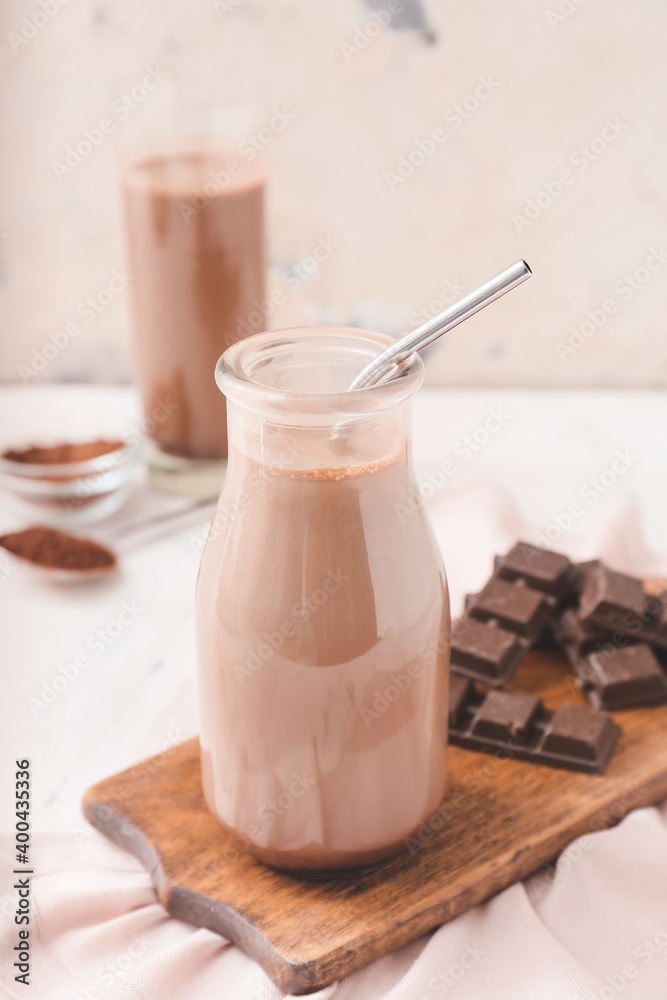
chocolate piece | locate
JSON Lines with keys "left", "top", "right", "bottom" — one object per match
{"left": 579, "top": 563, "right": 646, "bottom": 632}
{"left": 468, "top": 588, "right": 558, "bottom": 652}
{"left": 553, "top": 605, "right": 658, "bottom": 662}
{"left": 541, "top": 702, "right": 620, "bottom": 764}
{"left": 494, "top": 544, "right": 581, "bottom": 646}
{"left": 450, "top": 618, "right": 527, "bottom": 686}
{"left": 448, "top": 674, "right": 472, "bottom": 726}
{"left": 471, "top": 689, "right": 541, "bottom": 743}
{"left": 448, "top": 681, "right": 620, "bottom": 773}
{"left": 580, "top": 644, "right": 667, "bottom": 710}
{"left": 553, "top": 607, "right": 616, "bottom": 656}
{"left": 497, "top": 542, "right": 581, "bottom": 599}
{"left": 469, "top": 576, "right": 554, "bottom": 641}
{"left": 637, "top": 591, "right": 667, "bottom": 651}
{"left": 552, "top": 609, "right": 667, "bottom": 709}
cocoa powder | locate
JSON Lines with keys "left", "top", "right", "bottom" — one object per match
{"left": 0, "top": 526, "right": 116, "bottom": 571}
{"left": 2, "top": 440, "right": 124, "bottom": 465}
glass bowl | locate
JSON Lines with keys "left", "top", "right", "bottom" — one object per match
{"left": 0, "top": 440, "right": 141, "bottom": 526}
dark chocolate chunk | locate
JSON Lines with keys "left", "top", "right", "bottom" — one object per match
{"left": 471, "top": 689, "right": 541, "bottom": 743}
{"left": 448, "top": 674, "right": 472, "bottom": 726}
{"left": 637, "top": 591, "right": 667, "bottom": 651}
{"left": 450, "top": 617, "right": 527, "bottom": 686}
{"left": 554, "top": 607, "right": 615, "bottom": 656}
{"left": 551, "top": 608, "right": 667, "bottom": 709}
{"left": 579, "top": 563, "right": 646, "bottom": 632}
{"left": 468, "top": 588, "right": 558, "bottom": 652}
{"left": 497, "top": 542, "right": 581, "bottom": 599}
{"left": 541, "top": 702, "right": 620, "bottom": 764}
{"left": 447, "top": 679, "right": 620, "bottom": 774}
{"left": 469, "top": 576, "right": 554, "bottom": 641}
{"left": 580, "top": 643, "right": 667, "bottom": 710}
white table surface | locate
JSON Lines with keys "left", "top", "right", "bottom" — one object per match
{"left": 1, "top": 384, "right": 666, "bottom": 835}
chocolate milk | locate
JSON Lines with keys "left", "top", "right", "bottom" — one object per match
{"left": 123, "top": 153, "right": 265, "bottom": 459}
{"left": 196, "top": 447, "right": 450, "bottom": 873}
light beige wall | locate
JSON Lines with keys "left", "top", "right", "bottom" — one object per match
{"left": 1, "top": 0, "right": 666, "bottom": 385}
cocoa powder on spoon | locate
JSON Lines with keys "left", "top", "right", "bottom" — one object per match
{"left": 0, "top": 526, "right": 116, "bottom": 572}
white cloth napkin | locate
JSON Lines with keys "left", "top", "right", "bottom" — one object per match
{"left": 2, "top": 483, "right": 667, "bottom": 1000}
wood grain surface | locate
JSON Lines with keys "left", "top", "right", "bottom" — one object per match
{"left": 83, "top": 636, "right": 667, "bottom": 994}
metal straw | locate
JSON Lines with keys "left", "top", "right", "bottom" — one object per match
{"left": 347, "top": 259, "right": 532, "bottom": 391}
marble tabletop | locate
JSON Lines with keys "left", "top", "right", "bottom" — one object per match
{"left": 1, "top": 383, "right": 666, "bottom": 836}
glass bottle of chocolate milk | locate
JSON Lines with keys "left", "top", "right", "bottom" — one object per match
{"left": 122, "top": 103, "right": 265, "bottom": 493}
{"left": 195, "top": 328, "right": 450, "bottom": 873}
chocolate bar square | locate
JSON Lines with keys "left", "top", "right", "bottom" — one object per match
{"left": 471, "top": 689, "right": 541, "bottom": 743}
{"left": 582, "top": 644, "right": 667, "bottom": 710}
{"left": 541, "top": 702, "right": 620, "bottom": 764}
{"left": 579, "top": 563, "right": 646, "bottom": 632}
{"left": 497, "top": 542, "right": 581, "bottom": 599}
{"left": 469, "top": 577, "right": 553, "bottom": 641}
{"left": 451, "top": 618, "right": 526, "bottom": 685}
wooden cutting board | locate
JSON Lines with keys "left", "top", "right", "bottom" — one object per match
{"left": 83, "top": 644, "right": 667, "bottom": 994}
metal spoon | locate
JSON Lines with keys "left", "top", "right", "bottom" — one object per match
{"left": 0, "top": 497, "right": 216, "bottom": 584}
{"left": 347, "top": 259, "right": 532, "bottom": 391}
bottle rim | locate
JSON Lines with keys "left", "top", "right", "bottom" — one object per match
{"left": 215, "top": 327, "right": 424, "bottom": 417}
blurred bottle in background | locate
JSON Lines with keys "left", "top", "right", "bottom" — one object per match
{"left": 122, "top": 97, "right": 266, "bottom": 495}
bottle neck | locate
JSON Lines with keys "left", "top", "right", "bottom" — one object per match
{"left": 226, "top": 398, "right": 413, "bottom": 477}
